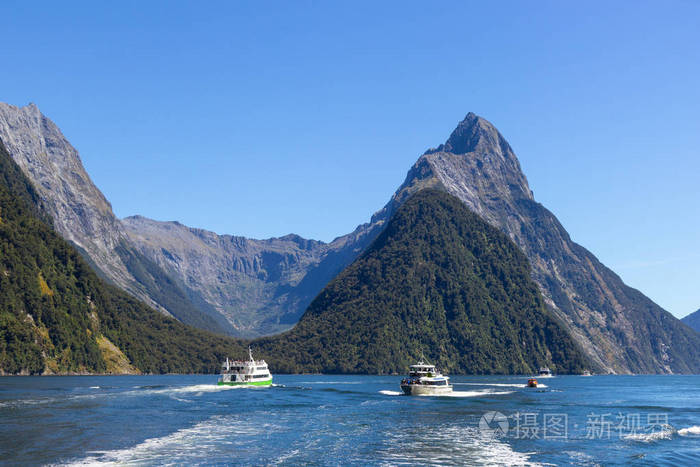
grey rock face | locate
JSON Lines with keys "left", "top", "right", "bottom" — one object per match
{"left": 0, "top": 103, "right": 128, "bottom": 288}
{"left": 682, "top": 309, "right": 700, "bottom": 333}
{"left": 121, "top": 213, "right": 384, "bottom": 337}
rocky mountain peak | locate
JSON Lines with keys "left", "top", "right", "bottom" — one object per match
{"left": 425, "top": 112, "right": 514, "bottom": 158}
{"left": 394, "top": 113, "right": 700, "bottom": 374}
{"left": 391, "top": 113, "right": 534, "bottom": 230}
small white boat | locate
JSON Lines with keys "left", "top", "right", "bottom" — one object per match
{"left": 400, "top": 360, "right": 452, "bottom": 395}
{"left": 538, "top": 367, "right": 553, "bottom": 378}
{"left": 581, "top": 370, "right": 592, "bottom": 376}
{"left": 218, "top": 347, "right": 272, "bottom": 387}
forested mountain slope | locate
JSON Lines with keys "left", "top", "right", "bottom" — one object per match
{"left": 0, "top": 138, "right": 244, "bottom": 375}
{"left": 256, "top": 190, "right": 590, "bottom": 375}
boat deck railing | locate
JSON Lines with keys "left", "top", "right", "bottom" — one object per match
{"left": 223, "top": 360, "right": 267, "bottom": 366}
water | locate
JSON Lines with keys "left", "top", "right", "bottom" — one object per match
{"left": 1, "top": 375, "right": 698, "bottom": 466}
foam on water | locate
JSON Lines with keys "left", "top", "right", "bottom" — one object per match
{"left": 623, "top": 423, "right": 700, "bottom": 442}
{"left": 65, "top": 410, "right": 538, "bottom": 466}
{"left": 65, "top": 415, "right": 268, "bottom": 465}
{"left": 623, "top": 425, "right": 675, "bottom": 443}
{"left": 454, "top": 382, "right": 548, "bottom": 389}
{"left": 678, "top": 425, "right": 700, "bottom": 436}
{"left": 379, "top": 389, "right": 514, "bottom": 397}
{"left": 296, "top": 381, "right": 363, "bottom": 385}
{"left": 377, "top": 423, "right": 541, "bottom": 466}
{"left": 0, "top": 383, "right": 244, "bottom": 409}
{"left": 438, "top": 390, "right": 514, "bottom": 397}
{"left": 456, "top": 383, "right": 526, "bottom": 388}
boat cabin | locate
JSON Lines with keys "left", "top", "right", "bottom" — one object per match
{"left": 409, "top": 362, "right": 438, "bottom": 378}
{"left": 221, "top": 360, "right": 268, "bottom": 373}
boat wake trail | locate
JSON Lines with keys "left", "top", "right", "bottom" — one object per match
{"left": 379, "top": 389, "right": 514, "bottom": 397}
{"left": 377, "top": 423, "right": 542, "bottom": 466}
{"left": 129, "top": 383, "right": 242, "bottom": 397}
{"left": 428, "top": 390, "right": 515, "bottom": 398}
{"left": 678, "top": 425, "right": 700, "bottom": 436}
{"left": 453, "top": 383, "right": 548, "bottom": 389}
{"left": 272, "top": 384, "right": 312, "bottom": 390}
{"left": 64, "top": 415, "right": 266, "bottom": 466}
{"left": 623, "top": 424, "right": 700, "bottom": 443}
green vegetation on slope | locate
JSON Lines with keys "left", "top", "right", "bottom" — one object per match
{"left": 256, "top": 189, "right": 590, "bottom": 375}
{"left": 0, "top": 139, "right": 244, "bottom": 375}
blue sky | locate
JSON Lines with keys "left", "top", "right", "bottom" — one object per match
{"left": 1, "top": 1, "right": 699, "bottom": 318}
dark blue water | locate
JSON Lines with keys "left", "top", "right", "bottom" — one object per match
{"left": 1, "top": 375, "right": 698, "bottom": 466}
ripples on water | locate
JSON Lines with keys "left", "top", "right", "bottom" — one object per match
{"left": 0, "top": 375, "right": 699, "bottom": 466}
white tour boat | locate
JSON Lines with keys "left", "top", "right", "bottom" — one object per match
{"left": 538, "top": 366, "right": 553, "bottom": 378}
{"left": 218, "top": 347, "right": 273, "bottom": 387}
{"left": 400, "top": 360, "right": 452, "bottom": 395}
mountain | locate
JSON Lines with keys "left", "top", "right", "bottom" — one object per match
{"left": 682, "top": 309, "right": 700, "bottom": 333}
{"left": 0, "top": 102, "right": 385, "bottom": 337}
{"left": 121, "top": 215, "right": 382, "bottom": 337}
{"left": 384, "top": 113, "right": 700, "bottom": 374}
{"left": 126, "top": 111, "right": 700, "bottom": 373}
{"left": 255, "top": 189, "right": 590, "bottom": 374}
{"left": 0, "top": 138, "right": 244, "bottom": 375}
{"left": 3, "top": 101, "right": 697, "bottom": 373}
{"left": 0, "top": 103, "right": 232, "bottom": 335}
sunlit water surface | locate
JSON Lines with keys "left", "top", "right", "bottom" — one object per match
{"left": 1, "top": 375, "right": 699, "bottom": 466}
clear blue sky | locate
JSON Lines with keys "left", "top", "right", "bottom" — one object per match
{"left": 2, "top": 1, "right": 699, "bottom": 318}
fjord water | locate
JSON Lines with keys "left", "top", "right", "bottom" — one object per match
{"left": 1, "top": 375, "right": 698, "bottom": 466}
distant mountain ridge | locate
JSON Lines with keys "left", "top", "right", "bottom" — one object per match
{"left": 682, "top": 309, "right": 700, "bottom": 333}
{"left": 121, "top": 215, "right": 381, "bottom": 336}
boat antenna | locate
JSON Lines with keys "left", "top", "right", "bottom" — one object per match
{"left": 248, "top": 346, "right": 254, "bottom": 362}
{"left": 419, "top": 348, "right": 427, "bottom": 364}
